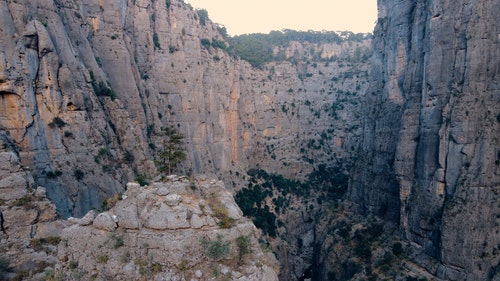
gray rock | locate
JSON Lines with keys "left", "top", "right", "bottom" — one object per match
{"left": 68, "top": 210, "right": 97, "bottom": 226}
{"left": 349, "top": 0, "right": 500, "bottom": 280}
{"left": 165, "top": 194, "right": 182, "bottom": 206}
{"left": 190, "top": 214, "right": 204, "bottom": 229}
{"left": 93, "top": 212, "right": 117, "bottom": 231}
{"left": 114, "top": 203, "right": 140, "bottom": 229}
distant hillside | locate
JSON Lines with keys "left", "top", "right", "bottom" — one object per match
{"left": 226, "top": 30, "right": 372, "bottom": 68}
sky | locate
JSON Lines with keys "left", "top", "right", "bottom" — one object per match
{"left": 185, "top": 0, "right": 378, "bottom": 35}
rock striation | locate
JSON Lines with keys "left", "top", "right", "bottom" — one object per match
{"left": 0, "top": 128, "right": 66, "bottom": 280}
{"left": 350, "top": 0, "right": 500, "bottom": 279}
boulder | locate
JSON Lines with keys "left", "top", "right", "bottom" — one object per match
{"left": 93, "top": 212, "right": 117, "bottom": 231}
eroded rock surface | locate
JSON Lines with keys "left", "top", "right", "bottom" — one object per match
{"left": 57, "top": 176, "right": 279, "bottom": 281}
{"left": 350, "top": 0, "right": 499, "bottom": 279}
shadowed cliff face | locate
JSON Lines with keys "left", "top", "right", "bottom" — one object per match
{"left": 351, "top": 0, "right": 499, "bottom": 279}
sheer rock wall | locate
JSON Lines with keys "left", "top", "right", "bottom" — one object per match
{"left": 350, "top": 0, "right": 499, "bottom": 279}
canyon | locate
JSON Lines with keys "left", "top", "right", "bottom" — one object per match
{"left": 0, "top": 0, "right": 498, "bottom": 280}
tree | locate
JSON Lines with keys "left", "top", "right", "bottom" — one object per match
{"left": 155, "top": 126, "right": 186, "bottom": 175}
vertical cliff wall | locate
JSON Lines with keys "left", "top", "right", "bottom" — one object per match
{"left": 351, "top": 0, "right": 499, "bottom": 279}
{"left": 0, "top": 0, "right": 370, "bottom": 220}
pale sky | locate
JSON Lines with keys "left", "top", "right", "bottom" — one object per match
{"left": 185, "top": 0, "right": 377, "bottom": 35}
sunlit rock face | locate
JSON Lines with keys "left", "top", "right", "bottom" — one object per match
{"left": 350, "top": 0, "right": 499, "bottom": 279}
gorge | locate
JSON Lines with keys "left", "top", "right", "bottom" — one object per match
{"left": 0, "top": 0, "right": 498, "bottom": 280}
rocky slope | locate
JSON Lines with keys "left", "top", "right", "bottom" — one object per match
{"left": 349, "top": 0, "right": 499, "bottom": 280}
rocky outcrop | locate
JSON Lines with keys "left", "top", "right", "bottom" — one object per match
{"left": 0, "top": 0, "right": 370, "bottom": 218}
{"left": 350, "top": 0, "right": 499, "bottom": 279}
{"left": 0, "top": 151, "right": 279, "bottom": 281}
{"left": 57, "top": 176, "right": 279, "bottom": 281}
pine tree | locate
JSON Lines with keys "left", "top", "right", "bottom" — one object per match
{"left": 155, "top": 126, "right": 186, "bottom": 175}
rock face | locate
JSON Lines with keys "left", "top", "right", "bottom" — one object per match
{"left": 0, "top": 128, "right": 66, "bottom": 280}
{"left": 350, "top": 0, "right": 499, "bottom": 279}
{"left": 0, "top": 0, "right": 370, "bottom": 217}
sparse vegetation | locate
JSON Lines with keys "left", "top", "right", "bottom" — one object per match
{"left": 111, "top": 233, "right": 124, "bottom": 249}
{"left": 153, "top": 33, "right": 160, "bottom": 49}
{"left": 48, "top": 117, "right": 67, "bottom": 128}
{"left": 12, "top": 195, "right": 35, "bottom": 209}
{"left": 96, "top": 255, "right": 109, "bottom": 263}
{"left": 134, "top": 174, "right": 149, "bottom": 186}
{"left": 201, "top": 235, "right": 230, "bottom": 260}
{"left": 100, "top": 193, "right": 122, "bottom": 211}
{"left": 30, "top": 237, "right": 62, "bottom": 251}
{"left": 46, "top": 170, "right": 63, "bottom": 178}
{"left": 236, "top": 235, "right": 252, "bottom": 263}
{"left": 74, "top": 169, "right": 84, "bottom": 180}
{"left": 208, "top": 193, "right": 235, "bottom": 228}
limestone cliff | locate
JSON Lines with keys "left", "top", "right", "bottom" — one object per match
{"left": 0, "top": 152, "right": 279, "bottom": 281}
{"left": 350, "top": 0, "right": 499, "bottom": 279}
{"left": 0, "top": 0, "right": 370, "bottom": 218}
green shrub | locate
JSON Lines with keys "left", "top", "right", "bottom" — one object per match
{"left": 196, "top": 9, "right": 209, "bottom": 26}
{"left": 96, "top": 255, "right": 109, "bottom": 263}
{"left": 202, "top": 235, "right": 230, "bottom": 260}
{"left": 151, "top": 262, "right": 162, "bottom": 273}
{"left": 124, "top": 150, "right": 135, "bottom": 163}
{"left": 74, "top": 169, "right": 84, "bottom": 180}
{"left": 111, "top": 234, "right": 124, "bottom": 249}
{"left": 153, "top": 33, "right": 160, "bottom": 49}
{"left": 68, "top": 260, "right": 79, "bottom": 270}
{"left": 211, "top": 38, "right": 226, "bottom": 50}
{"left": 30, "top": 237, "right": 61, "bottom": 251}
{"left": 200, "top": 38, "right": 211, "bottom": 48}
{"left": 217, "top": 216, "right": 234, "bottom": 229}
{"left": 236, "top": 235, "right": 252, "bottom": 262}
{"left": 48, "top": 117, "right": 67, "bottom": 128}
{"left": 392, "top": 242, "right": 404, "bottom": 256}
{"left": 135, "top": 174, "right": 149, "bottom": 186}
